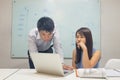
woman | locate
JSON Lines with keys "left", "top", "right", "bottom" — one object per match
{"left": 72, "top": 27, "right": 101, "bottom": 69}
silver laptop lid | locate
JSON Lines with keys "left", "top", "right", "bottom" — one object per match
{"left": 30, "top": 53, "right": 64, "bottom": 76}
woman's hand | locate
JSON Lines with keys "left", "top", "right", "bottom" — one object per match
{"left": 77, "top": 42, "right": 87, "bottom": 51}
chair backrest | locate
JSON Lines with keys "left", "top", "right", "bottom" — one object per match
{"left": 104, "top": 59, "right": 120, "bottom": 69}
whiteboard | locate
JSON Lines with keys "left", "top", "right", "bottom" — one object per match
{"left": 12, "top": 0, "right": 100, "bottom": 58}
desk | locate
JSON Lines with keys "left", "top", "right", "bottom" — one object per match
{"left": 0, "top": 69, "right": 19, "bottom": 80}
{"left": 1, "top": 69, "right": 120, "bottom": 80}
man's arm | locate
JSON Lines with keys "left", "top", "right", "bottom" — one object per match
{"left": 52, "top": 29, "right": 73, "bottom": 70}
{"left": 52, "top": 29, "right": 64, "bottom": 63}
{"left": 28, "top": 33, "right": 38, "bottom": 53}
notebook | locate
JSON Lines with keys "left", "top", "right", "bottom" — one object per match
{"left": 77, "top": 68, "right": 107, "bottom": 79}
{"left": 105, "top": 69, "right": 120, "bottom": 77}
{"left": 30, "top": 53, "right": 73, "bottom": 76}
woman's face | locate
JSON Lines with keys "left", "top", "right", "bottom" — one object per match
{"left": 76, "top": 32, "right": 86, "bottom": 45}
{"left": 39, "top": 30, "right": 53, "bottom": 42}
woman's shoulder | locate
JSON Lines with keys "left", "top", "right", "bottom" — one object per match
{"left": 73, "top": 48, "right": 76, "bottom": 53}
{"left": 72, "top": 48, "right": 76, "bottom": 55}
{"left": 92, "top": 48, "right": 100, "bottom": 52}
{"left": 93, "top": 48, "right": 101, "bottom": 56}
{"left": 93, "top": 48, "right": 100, "bottom": 51}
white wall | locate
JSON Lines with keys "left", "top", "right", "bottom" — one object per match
{"left": 100, "top": 0, "right": 120, "bottom": 67}
{"left": 0, "top": 0, "right": 28, "bottom": 68}
{"left": 0, "top": 0, "right": 120, "bottom": 68}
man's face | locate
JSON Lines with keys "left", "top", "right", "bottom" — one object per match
{"left": 39, "top": 30, "right": 53, "bottom": 42}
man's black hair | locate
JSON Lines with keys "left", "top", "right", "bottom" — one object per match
{"left": 37, "top": 17, "right": 54, "bottom": 32}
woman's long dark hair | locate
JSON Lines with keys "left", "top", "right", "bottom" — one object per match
{"left": 75, "top": 27, "right": 93, "bottom": 64}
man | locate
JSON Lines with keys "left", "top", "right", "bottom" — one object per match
{"left": 28, "top": 16, "right": 73, "bottom": 70}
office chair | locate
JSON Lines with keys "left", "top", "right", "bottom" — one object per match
{"left": 104, "top": 59, "right": 120, "bottom": 69}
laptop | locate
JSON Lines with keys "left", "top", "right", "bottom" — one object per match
{"left": 30, "top": 53, "right": 73, "bottom": 76}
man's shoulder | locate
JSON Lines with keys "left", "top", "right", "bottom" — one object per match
{"left": 28, "top": 28, "right": 38, "bottom": 37}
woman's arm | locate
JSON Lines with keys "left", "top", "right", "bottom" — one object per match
{"left": 78, "top": 41, "right": 101, "bottom": 68}
{"left": 72, "top": 49, "right": 77, "bottom": 69}
{"left": 82, "top": 49, "right": 101, "bottom": 68}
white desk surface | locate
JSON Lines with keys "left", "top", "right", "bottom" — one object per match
{"left": 0, "top": 69, "right": 19, "bottom": 80}
{"left": 1, "top": 69, "right": 120, "bottom": 80}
